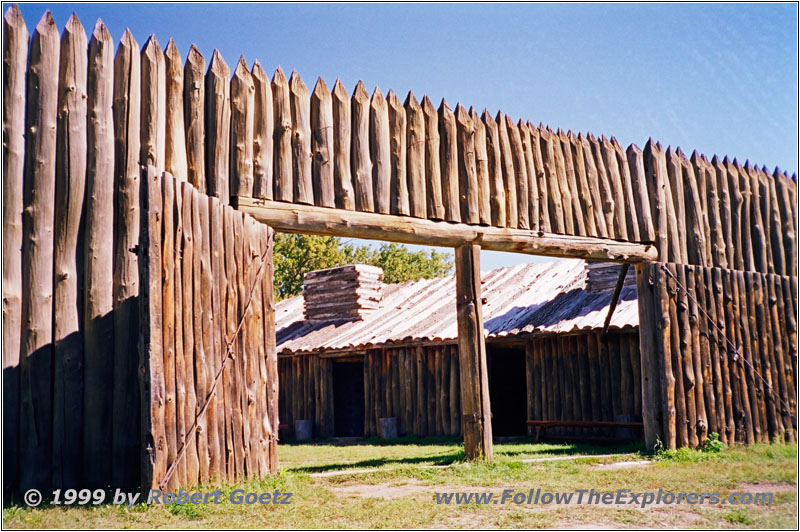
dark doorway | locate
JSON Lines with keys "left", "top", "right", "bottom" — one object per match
{"left": 487, "top": 345, "right": 528, "bottom": 436}
{"left": 333, "top": 360, "right": 365, "bottom": 437}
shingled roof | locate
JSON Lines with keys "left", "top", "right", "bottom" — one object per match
{"left": 275, "top": 259, "right": 638, "bottom": 355}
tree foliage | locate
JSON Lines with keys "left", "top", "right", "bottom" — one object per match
{"left": 273, "top": 233, "right": 453, "bottom": 300}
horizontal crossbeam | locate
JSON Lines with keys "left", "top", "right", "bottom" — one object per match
{"left": 235, "top": 198, "right": 658, "bottom": 263}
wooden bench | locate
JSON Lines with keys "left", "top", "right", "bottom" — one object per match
{"left": 526, "top": 420, "right": 643, "bottom": 442}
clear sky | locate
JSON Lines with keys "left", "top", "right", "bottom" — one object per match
{"left": 15, "top": 2, "right": 798, "bottom": 270}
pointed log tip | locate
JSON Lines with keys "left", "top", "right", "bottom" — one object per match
{"left": 627, "top": 142, "right": 641, "bottom": 154}
{"left": 233, "top": 56, "right": 253, "bottom": 81}
{"left": 272, "top": 65, "right": 288, "bottom": 85}
{"left": 4, "top": 4, "right": 24, "bottom": 25}
{"left": 165, "top": 38, "right": 180, "bottom": 58}
{"left": 289, "top": 71, "right": 308, "bottom": 93}
{"left": 35, "top": 9, "right": 56, "bottom": 33}
{"left": 64, "top": 12, "right": 83, "bottom": 31}
{"left": 186, "top": 44, "right": 204, "bottom": 66}
{"left": 92, "top": 19, "right": 111, "bottom": 41}
{"left": 370, "top": 85, "right": 385, "bottom": 102}
{"left": 312, "top": 76, "right": 329, "bottom": 96}
{"left": 120, "top": 28, "right": 137, "bottom": 47}
{"left": 143, "top": 34, "right": 161, "bottom": 53}
{"left": 353, "top": 80, "right": 369, "bottom": 99}
{"left": 208, "top": 49, "right": 229, "bottom": 75}
{"left": 403, "top": 90, "right": 419, "bottom": 107}
{"left": 332, "top": 78, "right": 348, "bottom": 98}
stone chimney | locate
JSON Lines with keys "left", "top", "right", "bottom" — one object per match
{"left": 302, "top": 264, "right": 384, "bottom": 321}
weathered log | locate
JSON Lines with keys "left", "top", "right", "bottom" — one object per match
{"left": 387, "top": 90, "right": 409, "bottom": 215}
{"left": 471, "top": 108, "right": 491, "bottom": 225}
{"left": 140, "top": 35, "right": 165, "bottom": 167}
{"left": 561, "top": 130, "right": 586, "bottom": 235}
{"left": 770, "top": 275, "right": 793, "bottom": 441}
{"left": 1, "top": 4, "right": 27, "bottom": 492}
{"left": 331, "top": 79, "right": 355, "bottom": 210}
{"left": 702, "top": 266, "right": 726, "bottom": 443}
{"left": 351, "top": 81, "right": 373, "bottom": 211}
{"left": 271, "top": 66, "right": 292, "bottom": 202}
{"left": 636, "top": 264, "right": 661, "bottom": 448}
{"left": 666, "top": 264, "right": 688, "bottom": 447}
{"left": 139, "top": 166, "right": 167, "bottom": 490}
{"left": 642, "top": 140, "right": 668, "bottom": 257}
{"left": 310, "top": 77, "right": 335, "bottom": 207}
{"left": 290, "top": 71, "right": 313, "bottom": 204}
{"left": 507, "top": 117, "right": 530, "bottom": 229}
{"left": 180, "top": 181, "right": 199, "bottom": 484}
{"left": 750, "top": 272, "right": 771, "bottom": 441}
{"left": 697, "top": 154, "right": 727, "bottom": 268}
{"left": 111, "top": 26, "right": 141, "bottom": 489}
{"left": 455, "top": 245, "right": 492, "bottom": 460}
{"left": 655, "top": 266, "right": 676, "bottom": 448}
{"left": 190, "top": 188, "right": 209, "bottom": 481}
{"left": 172, "top": 184, "right": 187, "bottom": 485}
{"left": 209, "top": 197, "right": 228, "bottom": 477}
{"left": 251, "top": 60, "right": 273, "bottom": 200}
{"left": 733, "top": 271, "right": 755, "bottom": 444}
{"left": 238, "top": 197, "right": 658, "bottom": 262}
{"left": 774, "top": 169, "right": 796, "bottom": 277}
{"left": 529, "top": 123, "right": 550, "bottom": 231}
{"left": 160, "top": 174, "right": 178, "bottom": 489}
{"left": 455, "top": 104, "right": 479, "bottom": 224}
{"left": 83, "top": 20, "right": 115, "bottom": 487}
{"left": 482, "top": 111, "right": 506, "bottom": 227}
{"left": 735, "top": 160, "right": 756, "bottom": 271}
{"left": 552, "top": 128, "right": 577, "bottom": 234}
{"left": 712, "top": 156, "right": 735, "bottom": 268}
{"left": 692, "top": 266, "right": 715, "bottom": 438}
{"left": 587, "top": 134, "right": 616, "bottom": 238}
{"left": 520, "top": 122, "right": 540, "bottom": 232}
{"left": 52, "top": 13, "right": 87, "bottom": 489}
{"left": 230, "top": 58, "right": 254, "bottom": 197}
{"left": 580, "top": 133, "right": 608, "bottom": 238}
{"left": 183, "top": 45, "right": 205, "bottom": 193}
{"left": 569, "top": 132, "right": 596, "bottom": 237}
{"left": 164, "top": 39, "right": 187, "bottom": 182}
{"left": 496, "top": 112, "right": 518, "bottom": 229}
{"left": 404, "top": 92, "right": 426, "bottom": 218}
{"left": 204, "top": 50, "right": 230, "bottom": 201}
{"left": 439, "top": 100, "right": 460, "bottom": 222}
{"left": 626, "top": 143, "right": 655, "bottom": 243}
{"left": 724, "top": 158, "right": 745, "bottom": 270}
{"left": 685, "top": 267, "right": 707, "bottom": 444}
{"left": 680, "top": 150, "right": 707, "bottom": 266}
{"left": 612, "top": 137, "right": 640, "bottom": 242}
{"left": 369, "top": 87, "right": 391, "bottom": 213}
{"left": 665, "top": 147, "right": 688, "bottom": 263}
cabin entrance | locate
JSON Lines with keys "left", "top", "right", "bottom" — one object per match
{"left": 332, "top": 360, "right": 365, "bottom": 437}
{"left": 487, "top": 345, "right": 528, "bottom": 437}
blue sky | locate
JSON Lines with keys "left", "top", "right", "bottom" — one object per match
{"left": 15, "top": 3, "right": 798, "bottom": 270}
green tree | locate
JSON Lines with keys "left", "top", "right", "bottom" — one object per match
{"left": 272, "top": 233, "right": 453, "bottom": 300}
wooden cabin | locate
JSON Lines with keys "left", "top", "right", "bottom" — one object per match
{"left": 276, "top": 260, "right": 641, "bottom": 441}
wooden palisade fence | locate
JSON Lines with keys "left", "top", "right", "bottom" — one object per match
{"left": 2, "top": 6, "right": 277, "bottom": 493}
{"left": 3, "top": 6, "right": 798, "bottom": 493}
{"left": 139, "top": 168, "right": 277, "bottom": 491}
{"left": 637, "top": 262, "right": 797, "bottom": 450}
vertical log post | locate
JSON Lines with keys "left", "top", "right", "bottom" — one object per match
{"left": 2, "top": 3, "right": 28, "bottom": 493}
{"left": 83, "top": 20, "right": 115, "bottom": 488}
{"left": 455, "top": 244, "right": 492, "bottom": 461}
{"left": 53, "top": 13, "right": 87, "bottom": 489}
{"left": 111, "top": 27, "right": 142, "bottom": 487}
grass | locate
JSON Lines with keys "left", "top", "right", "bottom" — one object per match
{"left": 4, "top": 438, "right": 797, "bottom": 529}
